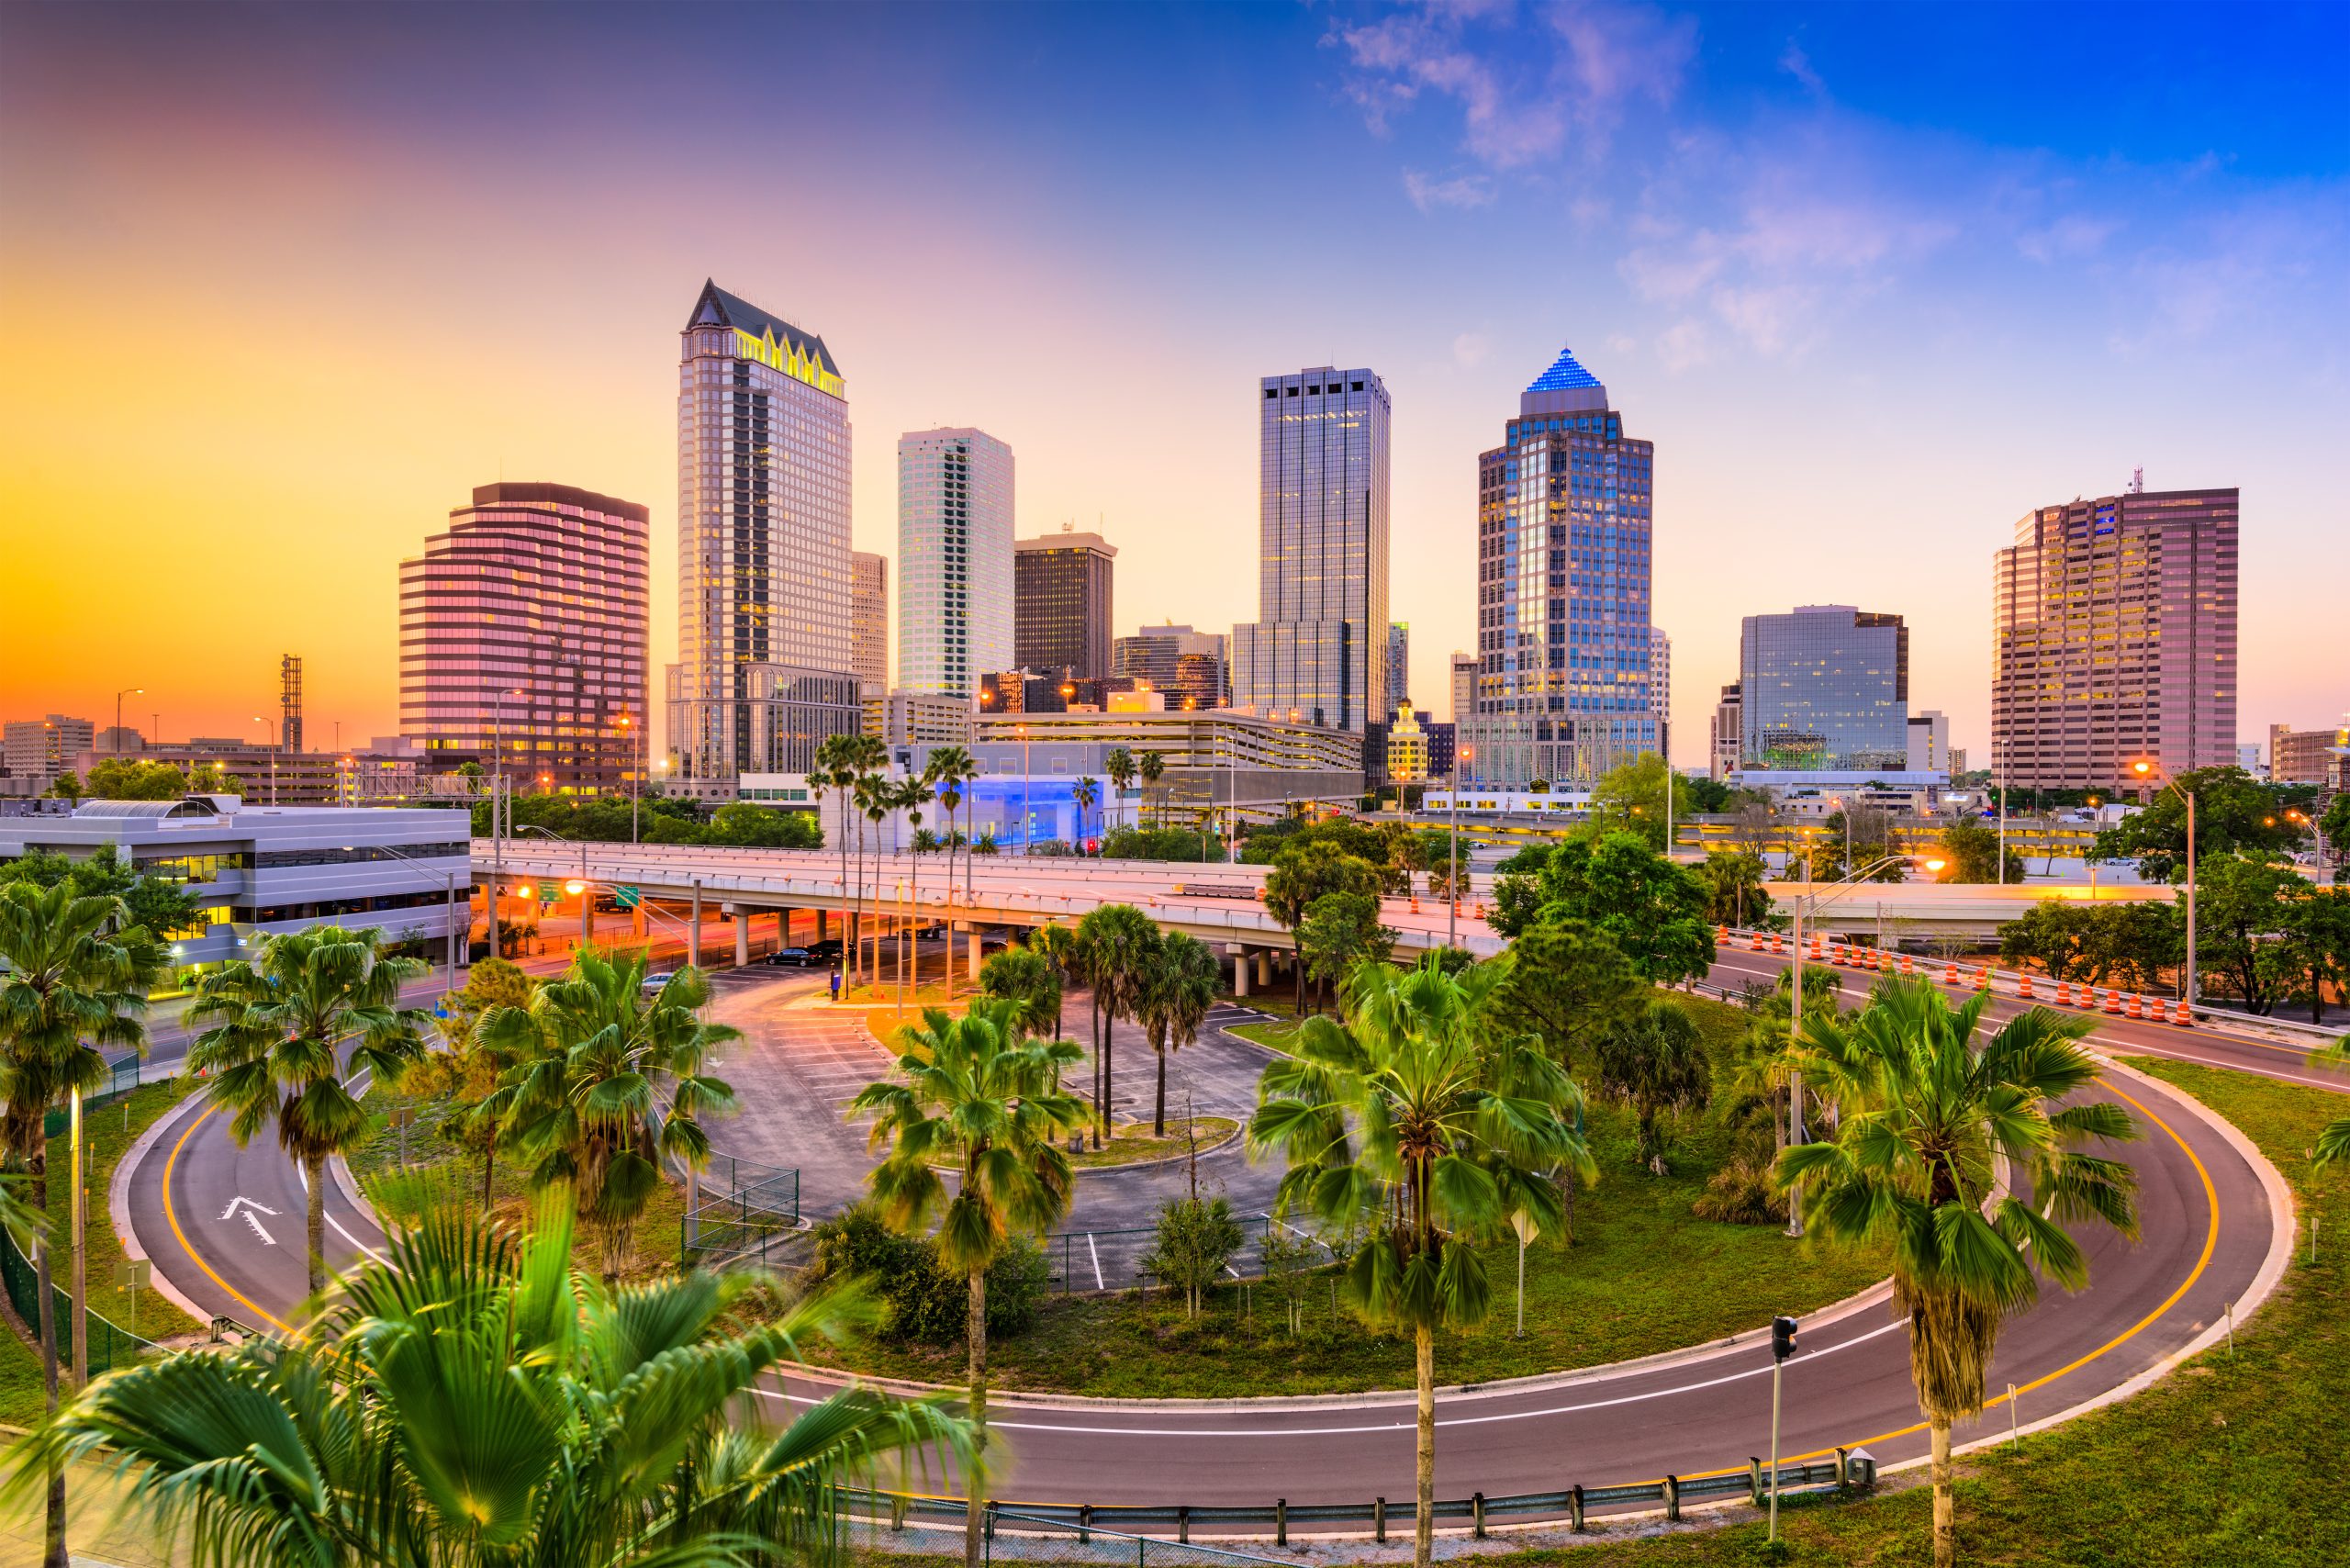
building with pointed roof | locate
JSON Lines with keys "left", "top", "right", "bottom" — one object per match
{"left": 1460, "top": 346, "right": 1659, "bottom": 786}
{"left": 667, "top": 281, "right": 859, "bottom": 795}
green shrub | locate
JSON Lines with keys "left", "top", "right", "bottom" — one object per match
{"left": 807, "top": 1203, "right": 1048, "bottom": 1344}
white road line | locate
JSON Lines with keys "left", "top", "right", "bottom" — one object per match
{"left": 754, "top": 1318, "right": 1910, "bottom": 1437}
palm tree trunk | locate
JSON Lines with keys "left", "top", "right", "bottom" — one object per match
{"left": 32, "top": 1159, "right": 65, "bottom": 1568}
{"left": 1414, "top": 1323, "right": 1436, "bottom": 1568}
{"left": 1930, "top": 1416, "right": 1955, "bottom": 1568}
{"left": 480, "top": 1140, "right": 497, "bottom": 1213}
{"left": 963, "top": 1263, "right": 989, "bottom": 1568}
{"left": 1153, "top": 1043, "right": 1167, "bottom": 1138}
{"left": 1090, "top": 990, "right": 1104, "bottom": 1150}
{"left": 306, "top": 1151, "right": 328, "bottom": 1299}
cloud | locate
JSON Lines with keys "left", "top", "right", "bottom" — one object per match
{"left": 1778, "top": 41, "right": 1824, "bottom": 96}
{"left": 1334, "top": 1, "right": 1697, "bottom": 171}
{"left": 1655, "top": 318, "right": 1710, "bottom": 371}
{"left": 2018, "top": 214, "right": 2118, "bottom": 263}
{"left": 1452, "top": 330, "right": 1494, "bottom": 367}
{"left": 1404, "top": 169, "right": 1496, "bottom": 211}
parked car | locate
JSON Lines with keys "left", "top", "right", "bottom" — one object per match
{"left": 640, "top": 970, "right": 676, "bottom": 994}
{"left": 763, "top": 946, "right": 819, "bottom": 968}
{"left": 807, "top": 937, "right": 845, "bottom": 959}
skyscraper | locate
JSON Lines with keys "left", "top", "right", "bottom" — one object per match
{"left": 401, "top": 482, "right": 650, "bottom": 795}
{"left": 1738, "top": 606, "right": 1909, "bottom": 771}
{"left": 1386, "top": 622, "right": 1410, "bottom": 708}
{"left": 1649, "top": 627, "right": 1671, "bottom": 767}
{"left": 668, "top": 280, "right": 859, "bottom": 795}
{"left": 899, "top": 428, "right": 1014, "bottom": 697}
{"left": 1449, "top": 652, "right": 1477, "bottom": 726}
{"left": 1233, "top": 366, "right": 1390, "bottom": 733}
{"left": 1992, "top": 485, "right": 2238, "bottom": 790}
{"left": 1112, "top": 623, "right": 1228, "bottom": 709}
{"left": 1461, "top": 346, "right": 1657, "bottom": 786}
{"left": 851, "top": 551, "right": 890, "bottom": 696}
{"left": 1907, "top": 710, "right": 1952, "bottom": 774}
{"left": 1014, "top": 526, "right": 1116, "bottom": 677}
{"left": 1710, "top": 683, "right": 1742, "bottom": 780}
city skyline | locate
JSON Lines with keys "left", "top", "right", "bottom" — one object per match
{"left": 3, "top": 5, "right": 2344, "bottom": 765}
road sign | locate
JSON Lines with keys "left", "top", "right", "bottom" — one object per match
{"left": 112, "top": 1260, "right": 150, "bottom": 1291}
{"left": 615, "top": 886, "right": 642, "bottom": 910}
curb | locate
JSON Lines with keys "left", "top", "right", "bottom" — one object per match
{"left": 107, "top": 1085, "right": 218, "bottom": 1329}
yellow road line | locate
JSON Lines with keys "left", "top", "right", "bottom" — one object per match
{"left": 162, "top": 1104, "right": 293, "bottom": 1336}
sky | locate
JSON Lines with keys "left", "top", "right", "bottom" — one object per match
{"left": 3, "top": 1, "right": 2345, "bottom": 767}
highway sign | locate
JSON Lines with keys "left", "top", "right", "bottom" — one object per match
{"left": 616, "top": 886, "right": 642, "bottom": 910}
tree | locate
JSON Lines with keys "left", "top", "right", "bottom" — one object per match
{"left": 2093, "top": 765, "right": 2307, "bottom": 879}
{"left": 2264, "top": 886, "right": 2350, "bottom": 1025}
{"left": 1416, "top": 828, "right": 1468, "bottom": 902}
{"left": 1935, "top": 814, "right": 2024, "bottom": 885}
{"left": 1024, "top": 922, "right": 1082, "bottom": 1039}
{"left": 0, "top": 880, "right": 165, "bottom": 1566}
{"left": 1262, "top": 840, "right": 1383, "bottom": 1014}
{"left": 812, "top": 734, "right": 861, "bottom": 957}
{"left": 1072, "top": 904, "right": 1159, "bottom": 1147}
{"left": 477, "top": 951, "right": 738, "bottom": 1279}
{"left": 1139, "top": 1194, "right": 1246, "bottom": 1317}
{"left": 1697, "top": 848, "right": 1772, "bottom": 927}
{"left": 704, "top": 801, "right": 820, "bottom": 848}
{"left": 1071, "top": 774, "right": 1100, "bottom": 844}
{"left": 978, "top": 946, "right": 1063, "bottom": 1042}
{"left": 44, "top": 773, "right": 82, "bottom": 801}
{"left": 1493, "top": 831, "right": 1715, "bottom": 985}
{"left": 2314, "top": 1036, "right": 2350, "bottom": 1170}
{"left": 1137, "top": 750, "right": 1166, "bottom": 827}
{"left": 1487, "top": 919, "right": 1643, "bottom": 1065}
{"left": 22, "top": 1190, "right": 971, "bottom": 1566}
{"left": 1587, "top": 754, "right": 1693, "bottom": 850}
{"left": 927, "top": 743, "right": 979, "bottom": 907}
{"left": 1137, "top": 932, "right": 1223, "bottom": 1134}
{"left": 2322, "top": 793, "right": 2350, "bottom": 872}
{"left": 84, "top": 757, "right": 189, "bottom": 801}
{"left": 1818, "top": 802, "right": 1905, "bottom": 882}
{"left": 850, "top": 999, "right": 1085, "bottom": 1568}
{"left": 2192, "top": 854, "right": 2309, "bottom": 1015}
{"left": 1998, "top": 902, "right": 2101, "bottom": 983}
{"left": 1592, "top": 998, "right": 1712, "bottom": 1173}
{"left": 1296, "top": 891, "right": 1398, "bottom": 1014}
{"left": 1779, "top": 980, "right": 2140, "bottom": 1568}
{"left": 1248, "top": 956, "right": 1593, "bottom": 1568}
{"left": 0, "top": 843, "right": 197, "bottom": 941}
{"left": 188, "top": 926, "right": 434, "bottom": 1299}
{"left": 1105, "top": 747, "right": 1136, "bottom": 834}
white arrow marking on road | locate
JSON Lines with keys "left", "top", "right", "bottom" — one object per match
{"left": 219, "top": 1196, "right": 280, "bottom": 1244}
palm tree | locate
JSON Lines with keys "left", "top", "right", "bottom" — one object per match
{"left": 855, "top": 767, "right": 893, "bottom": 991}
{"left": 813, "top": 733, "right": 860, "bottom": 954}
{"left": 1779, "top": 980, "right": 2141, "bottom": 1568}
{"left": 1137, "top": 931, "right": 1221, "bottom": 1136}
{"left": 1137, "top": 749, "right": 1166, "bottom": 828}
{"left": 480, "top": 950, "right": 739, "bottom": 1279}
{"left": 1248, "top": 955, "right": 1592, "bottom": 1568}
{"left": 1592, "top": 998, "right": 1712, "bottom": 1174}
{"left": 1105, "top": 746, "right": 1136, "bottom": 834}
{"left": 898, "top": 771, "right": 936, "bottom": 997}
{"left": 978, "top": 946, "right": 1062, "bottom": 1043}
{"left": 849, "top": 999, "right": 1085, "bottom": 1568}
{"left": 1073, "top": 903, "right": 1159, "bottom": 1148}
{"left": 0, "top": 880, "right": 165, "bottom": 1568}
{"left": 2310, "top": 1037, "right": 2350, "bottom": 1167}
{"left": 1072, "top": 775, "right": 1101, "bottom": 846}
{"left": 1026, "top": 923, "right": 1081, "bottom": 1039}
{"left": 927, "top": 743, "right": 979, "bottom": 907}
{"left": 18, "top": 1188, "right": 972, "bottom": 1566}
{"left": 187, "top": 925, "right": 434, "bottom": 1300}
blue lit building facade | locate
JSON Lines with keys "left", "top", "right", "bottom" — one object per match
{"left": 1462, "top": 348, "right": 1657, "bottom": 787}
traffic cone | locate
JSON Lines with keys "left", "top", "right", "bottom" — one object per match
{"left": 2104, "top": 988, "right": 2122, "bottom": 1014}
{"left": 1975, "top": 967, "right": 1991, "bottom": 990}
{"left": 1410, "top": 896, "right": 1421, "bottom": 914}
{"left": 1900, "top": 952, "right": 1916, "bottom": 977}
{"left": 2128, "top": 994, "right": 2143, "bottom": 1019}
{"left": 1771, "top": 932, "right": 1784, "bottom": 955}
{"left": 1946, "top": 962, "right": 1961, "bottom": 986}
{"left": 2020, "top": 974, "right": 2036, "bottom": 1001}
{"left": 2055, "top": 980, "right": 2071, "bottom": 1007}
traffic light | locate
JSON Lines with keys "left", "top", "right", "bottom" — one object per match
{"left": 1772, "top": 1316, "right": 1798, "bottom": 1362}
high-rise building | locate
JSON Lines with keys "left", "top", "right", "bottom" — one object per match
{"left": 1233, "top": 366, "right": 1391, "bottom": 733}
{"left": 1738, "top": 605, "right": 1909, "bottom": 771}
{"left": 1710, "top": 683, "right": 1742, "bottom": 780}
{"left": 898, "top": 428, "right": 1013, "bottom": 697}
{"left": 1992, "top": 485, "right": 2238, "bottom": 791}
{"left": 668, "top": 280, "right": 859, "bottom": 796}
{"left": 1112, "top": 623, "right": 1227, "bottom": 709}
{"left": 5, "top": 714, "right": 94, "bottom": 789}
{"left": 1384, "top": 703, "right": 1428, "bottom": 785}
{"left": 1449, "top": 652, "right": 1477, "bottom": 725}
{"left": 1461, "top": 346, "right": 1657, "bottom": 786}
{"left": 1907, "top": 709, "right": 1952, "bottom": 774}
{"left": 1948, "top": 747, "right": 1968, "bottom": 778}
{"left": 850, "top": 551, "right": 890, "bottom": 696}
{"left": 279, "top": 655, "right": 304, "bottom": 754}
{"left": 1649, "top": 627, "right": 1672, "bottom": 767}
{"left": 401, "top": 481, "right": 651, "bottom": 795}
{"left": 1014, "top": 527, "right": 1115, "bottom": 678}
{"left": 1387, "top": 622, "right": 1410, "bottom": 708}
{"left": 2270, "top": 722, "right": 2347, "bottom": 786}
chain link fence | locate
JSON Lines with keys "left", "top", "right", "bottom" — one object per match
{"left": 0, "top": 1231, "right": 158, "bottom": 1377}
{"left": 682, "top": 1151, "right": 806, "bottom": 1266}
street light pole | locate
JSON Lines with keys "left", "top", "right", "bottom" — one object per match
{"left": 115, "top": 687, "right": 142, "bottom": 755}
{"left": 2133, "top": 759, "right": 2199, "bottom": 1005}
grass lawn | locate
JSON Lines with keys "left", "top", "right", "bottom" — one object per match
{"left": 1432, "top": 1057, "right": 2350, "bottom": 1567}
{"left": 1066, "top": 1117, "right": 1238, "bottom": 1170}
{"left": 793, "top": 991, "right": 1886, "bottom": 1399}
{"left": 0, "top": 1080, "right": 207, "bottom": 1429}
{"left": 349, "top": 1080, "right": 686, "bottom": 1282}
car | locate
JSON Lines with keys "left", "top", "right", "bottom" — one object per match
{"left": 640, "top": 971, "right": 677, "bottom": 994}
{"left": 763, "top": 946, "right": 819, "bottom": 968}
{"left": 806, "top": 937, "right": 845, "bottom": 959}
{"left": 979, "top": 933, "right": 1013, "bottom": 953}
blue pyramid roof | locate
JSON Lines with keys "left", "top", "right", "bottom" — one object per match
{"left": 1527, "top": 346, "right": 1602, "bottom": 394}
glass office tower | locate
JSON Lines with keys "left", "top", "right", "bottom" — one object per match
{"left": 1461, "top": 346, "right": 1657, "bottom": 786}
{"left": 1737, "top": 605, "right": 1910, "bottom": 770}
{"left": 668, "top": 280, "right": 858, "bottom": 795}
{"left": 898, "top": 427, "right": 1013, "bottom": 696}
{"left": 1014, "top": 528, "right": 1116, "bottom": 678}
{"left": 1233, "top": 366, "right": 1391, "bottom": 733}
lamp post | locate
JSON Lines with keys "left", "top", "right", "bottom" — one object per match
{"left": 1018, "top": 722, "right": 1030, "bottom": 856}
{"left": 114, "top": 686, "right": 142, "bottom": 755}
{"left": 1448, "top": 744, "right": 1472, "bottom": 948}
{"left": 618, "top": 712, "right": 642, "bottom": 844}
{"left": 488, "top": 687, "right": 527, "bottom": 960}
{"left": 1781, "top": 847, "right": 1947, "bottom": 1238}
{"left": 249, "top": 716, "right": 278, "bottom": 804}
{"left": 2132, "top": 758, "right": 2198, "bottom": 1003}
{"left": 515, "top": 823, "right": 593, "bottom": 956}
{"left": 2286, "top": 809, "right": 2330, "bottom": 886}
{"left": 353, "top": 842, "right": 465, "bottom": 993}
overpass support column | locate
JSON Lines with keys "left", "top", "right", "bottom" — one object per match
{"left": 816, "top": 909, "right": 828, "bottom": 943}
{"left": 734, "top": 912, "right": 750, "bottom": 969}
{"left": 968, "top": 929, "right": 983, "bottom": 980}
{"left": 690, "top": 880, "right": 703, "bottom": 968}
{"left": 1256, "top": 949, "right": 1271, "bottom": 988}
{"left": 1233, "top": 946, "right": 1250, "bottom": 997}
